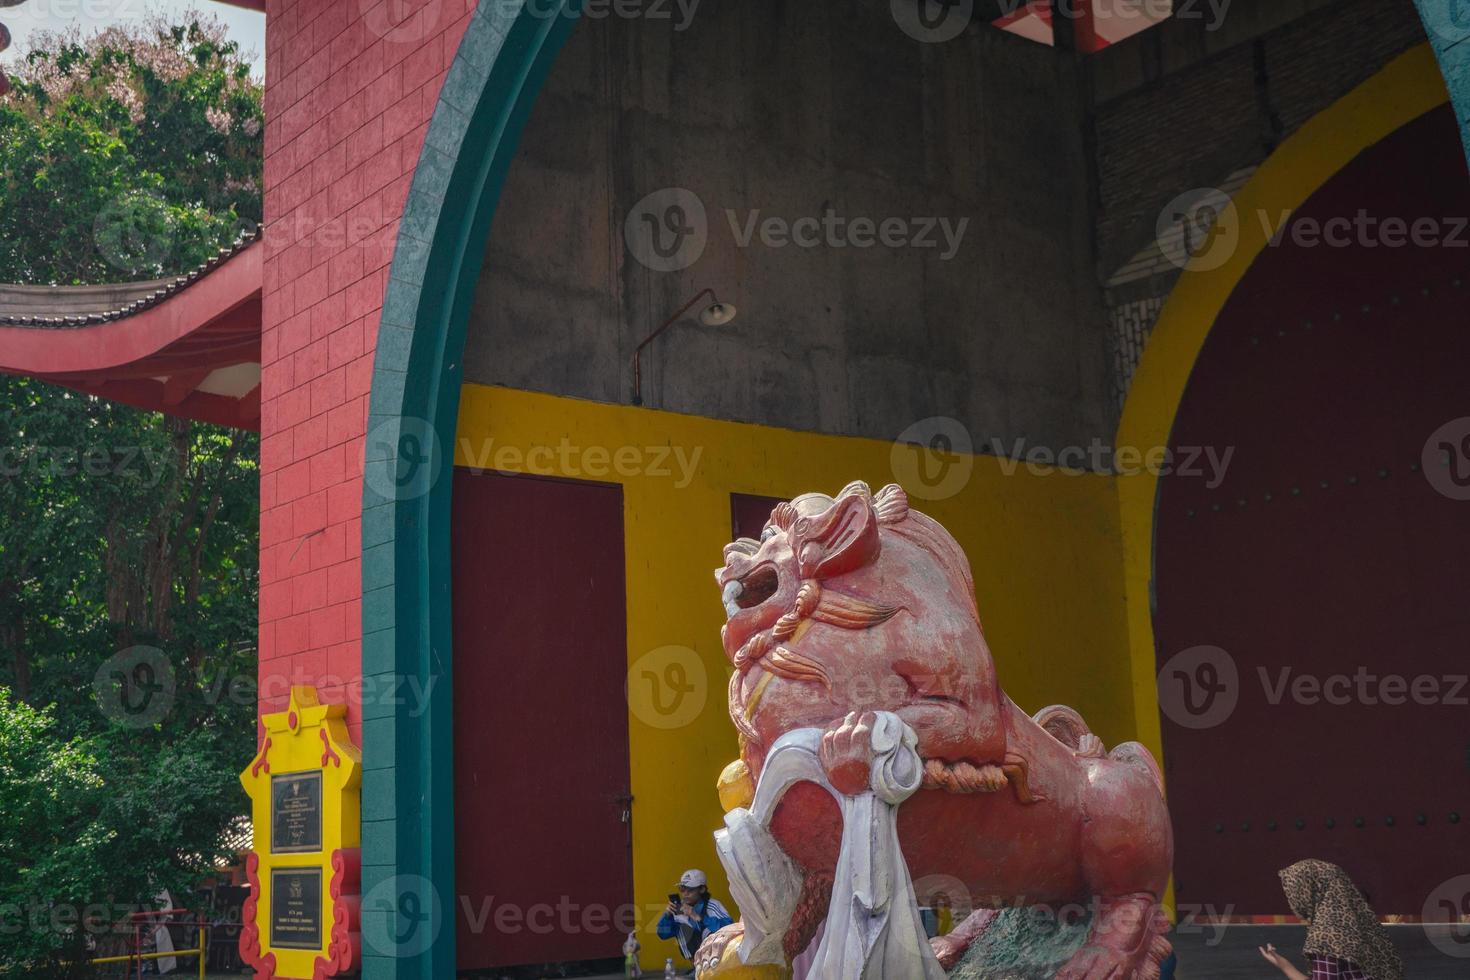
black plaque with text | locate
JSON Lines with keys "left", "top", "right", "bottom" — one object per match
{"left": 271, "top": 770, "right": 323, "bottom": 854}
{"left": 269, "top": 867, "right": 322, "bottom": 951}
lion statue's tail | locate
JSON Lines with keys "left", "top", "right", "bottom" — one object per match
{"left": 1032, "top": 704, "right": 1166, "bottom": 794}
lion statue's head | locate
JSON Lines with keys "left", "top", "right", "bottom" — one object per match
{"left": 716, "top": 481, "right": 1003, "bottom": 774}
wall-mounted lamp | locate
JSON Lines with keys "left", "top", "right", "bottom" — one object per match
{"left": 630, "top": 287, "right": 737, "bottom": 406}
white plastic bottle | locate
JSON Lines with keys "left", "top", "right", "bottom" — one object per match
{"left": 663, "top": 956, "right": 676, "bottom": 979}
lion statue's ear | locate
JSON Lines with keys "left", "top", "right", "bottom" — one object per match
{"left": 792, "top": 491, "right": 881, "bottom": 580}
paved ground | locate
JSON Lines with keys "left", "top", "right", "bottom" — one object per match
{"left": 268, "top": 924, "right": 1466, "bottom": 979}
{"left": 548, "top": 925, "right": 1469, "bottom": 979}
{"left": 1172, "top": 924, "right": 1468, "bottom": 978}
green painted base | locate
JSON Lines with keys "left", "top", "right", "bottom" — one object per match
{"left": 948, "top": 909, "right": 1092, "bottom": 979}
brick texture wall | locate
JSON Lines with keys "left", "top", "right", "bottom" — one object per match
{"left": 257, "top": 0, "right": 476, "bottom": 744}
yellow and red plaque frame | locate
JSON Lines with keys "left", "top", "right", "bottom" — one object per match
{"left": 240, "top": 686, "right": 362, "bottom": 979}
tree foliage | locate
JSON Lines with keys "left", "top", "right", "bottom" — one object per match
{"left": 0, "top": 15, "right": 262, "bottom": 972}
{"left": 0, "top": 15, "right": 263, "bottom": 284}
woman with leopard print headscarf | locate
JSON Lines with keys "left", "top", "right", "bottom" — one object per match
{"left": 1257, "top": 859, "right": 1404, "bottom": 980}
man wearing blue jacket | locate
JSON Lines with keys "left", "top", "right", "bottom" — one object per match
{"left": 657, "top": 869, "right": 734, "bottom": 969}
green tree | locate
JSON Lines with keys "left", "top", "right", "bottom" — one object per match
{"left": 0, "top": 15, "right": 262, "bottom": 283}
{"left": 0, "top": 14, "right": 262, "bottom": 973}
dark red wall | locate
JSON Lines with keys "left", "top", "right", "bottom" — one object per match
{"left": 451, "top": 470, "right": 633, "bottom": 968}
{"left": 1155, "top": 106, "right": 1470, "bottom": 914}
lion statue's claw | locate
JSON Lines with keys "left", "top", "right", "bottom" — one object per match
{"left": 694, "top": 922, "right": 744, "bottom": 977}
{"left": 819, "top": 710, "right": 879, "bottom": 795}
{"left": 1056, "top": 942, "right": 1156, "bottom": 980}
{"left": 929, "top": 933, "right": 966, "bottom": 971}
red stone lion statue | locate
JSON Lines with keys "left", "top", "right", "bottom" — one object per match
{"left": 701, "top": 481, "right": 1173, "bottom": 979}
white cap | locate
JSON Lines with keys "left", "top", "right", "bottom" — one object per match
{"left": 678, "top": 869, "right": 707, "bottom": 888}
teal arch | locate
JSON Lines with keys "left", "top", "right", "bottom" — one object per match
{"left": 357, "top": 1, "right": 577, "bottom": 977}
{"left": 360, "top": 3, "right": 1470, "bottom": 977}
{"left": 1415, "top": 1, "right": 1470, "bottom": 160}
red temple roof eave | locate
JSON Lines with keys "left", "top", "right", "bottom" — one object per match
{"left": 0, "top": 241, "right": 264, "bottom": 431}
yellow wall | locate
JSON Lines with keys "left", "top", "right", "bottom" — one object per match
{"left": 454, "top": 383, "right": 1132, "bottom": 963}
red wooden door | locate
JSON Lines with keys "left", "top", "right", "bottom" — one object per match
{"left": 451, "top": 470, "right": 633, "bottom": 969}
{"left": 732, "top": 492, "right": 787, "bottom": 541}
{"left": 1153, "top": 107, "right": 1470, "bottom": 914}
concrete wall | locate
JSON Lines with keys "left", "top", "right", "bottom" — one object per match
{"left": 463, "top": 0, "right": 1112, "bottom": 454}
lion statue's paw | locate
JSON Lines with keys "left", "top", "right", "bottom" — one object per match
{"left": 694, "top": 922, "right": 789, "bottom": 979}
{"left": 1055, "top": 942, "right": 1151, "bottom": 980}
{"left": 929, "top": 932, "right": 967, "bottom": 971}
